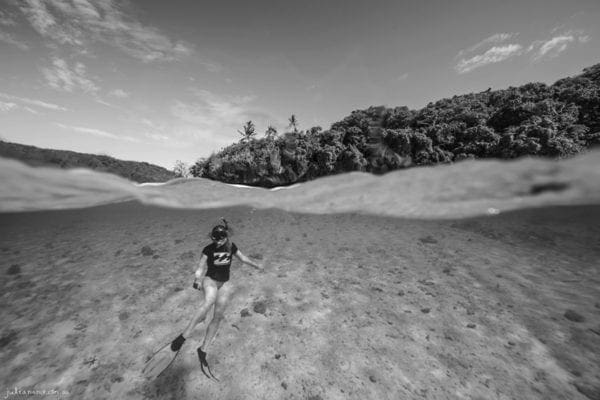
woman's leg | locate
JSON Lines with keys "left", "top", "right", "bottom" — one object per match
{"left": 182, "top": 278, "right": 219, "bottom": 338}
{"left": 199, "top": 281, "right": 234, "bottom": 351}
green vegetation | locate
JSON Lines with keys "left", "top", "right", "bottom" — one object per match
{"left": 192, "top": 64, "right": 600, "bottom": 187}
{"left": 0, "top": 141, "right": 177, "bottom": 183}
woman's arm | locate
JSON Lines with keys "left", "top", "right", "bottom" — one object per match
{"left": 234, "top": 250, "right": 262, "bottom": 271}
{"left": 193, "top": 254, "right": 208, "bottom": 289}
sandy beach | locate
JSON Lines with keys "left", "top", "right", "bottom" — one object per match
{"left": 1, "top": 201, "right": 599, "bottom": 399}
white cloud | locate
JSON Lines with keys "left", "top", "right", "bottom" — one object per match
{"left": 41, "top": 57, "right": 99, "bottom": 93}
{"left": 23, "top": 107, "right": 40, "bottom": 114}
{"left": 532, "top": 35, "right": 574, "bottom": 60}
{"left": 456, "top": 32, "right": 518, "bottom": 59}
{"left": 578, "top": 35, "right": 590, "bottom": 43}
{"left": 145, "top": 132, "right": 170, "bottom": 142}
{"left": 0, "top": 92, "right": 67, "bottom": 111}
{"left": 17, "top": 0, "right": 194, "bottom": 62}
{"left": 19, "top": 0, "right": 82, "bottom": 45}
{"left": 136, "top": 119, "right": 182, "bottom": 145}
{"left": 109, "top": 89, "right": 129, "bottom": 98}
{"left": 455, "top": 44, "right": 523, "bottom": 74}
{"left": 0, "top": 101, "right": 18, "bottom": 112}
{"left": 453, "top": 27, "right": 590, "bottom": 72}
{"left": 526, "top": 40, "right": 542, "bottom": 53}
{"left": 0, "top": 101, "right": 41, "bottom": 114}
{"left": 172, "top": 90, "right": 258, "bottom": 127}
{"left": 527, "top": 30, "right": 590, "bottom": 60}
{"left": 0, "top": 30, "right": 29, "bottom": 50}
{"left": 95, "top": 98, "right": 115, "bottom": 108}
{"left": 56, "top": 123, "right": 139, "bottom": 142}
{"left": 164, "top": 89, "right": 277, "bottom": 149}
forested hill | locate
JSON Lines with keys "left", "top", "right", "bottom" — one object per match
{"left": 0, "top": 141, "right": 177, "bottom": 183}
{"left": 192, "top": 63, "right": 600, "bottom": 188}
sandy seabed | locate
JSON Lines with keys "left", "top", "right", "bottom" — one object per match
{"left": 1, "top": 200, "right": 599, "bottom": 400}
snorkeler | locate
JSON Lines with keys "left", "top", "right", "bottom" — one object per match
{"left": 170, "top": 218, "right": 262, "bottom": 380}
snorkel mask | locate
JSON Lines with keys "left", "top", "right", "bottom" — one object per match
{"left": 211, "top": 226, "right": 228, "bottom": 241}
{"left": 210, "top": 218, "right": 229, "bottom": 241}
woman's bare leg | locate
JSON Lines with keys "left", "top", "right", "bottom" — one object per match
{"left": 200, "top": 282, "right": 233, "bottom": 351}
{"left": 183, "top": 279, "right": 219, "bottom": 338}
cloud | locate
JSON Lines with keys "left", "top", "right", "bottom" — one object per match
{"left": 0, "top": 92, "right": 67, "bottom": 111}
{"left": 17, "top": 0, "right": 193, "bottom": 62}
{"left": 528, "top": 31, "right": 589, "bottom": 60}
{"left": 56, "top": 123, "right": 139, "bottom": 142}
{"left": 0, "top": 30, "right": 29, "bottom": 50}
{"left": 0, "top": 101, "right": 18, "bottom": 112}
{"left": 41, "top": 57, "right": 99, "bottom": 93}
{"left": 172, "top": 89, "right": 258, "bottom": 126}
{"left": 456, "top": 33, "right": 518, "bottom": 59}
{"left": 0, "top": 101, "right": 40, "bottom": 114}
{"left": 165, "top": 89, "right": 278, "bottom": 149}
{"left": 127, "top": 118, "right": 191, "bottom": 148}
{"left": 578, "top": 35, "right": 590, "bottom": 43}
{"left": 23, "top": 107, "right": 40, "bottom": 115}
{"left": 19, "top": 0, "right": 82, "bottom": 45}
{"left": 455, "top": 44, "right": 523, "bottom": 74}
{"left": 533, "top": 35, "right": 574, "bottom": 59}
{"left": 108, "top": 89, "right": 129, "bottom": 98}
{"left": 396, "top": 73, "right": 409, "bottom": 82}
{"left": 145, "top": 132, "right": 170, "bottom": 142}
{"left": 95, "top": 98, "right": 116, "bottom": 108}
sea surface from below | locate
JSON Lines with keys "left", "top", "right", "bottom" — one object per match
{"left": 1, "top": 150, "right": 599, "bottom": 218}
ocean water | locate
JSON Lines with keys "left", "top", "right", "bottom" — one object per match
{"left": 1, "top": 151, "right": 599, "bottom": 217}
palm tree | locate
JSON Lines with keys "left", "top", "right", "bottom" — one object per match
{"left": 238, "top": 120, "right": 256, "bottom": 143}
{"left": 265, "top": 125, "right": 278, "bottom": 140}
{"left": 288, "top": 114, "right": 299, "bottom": 133}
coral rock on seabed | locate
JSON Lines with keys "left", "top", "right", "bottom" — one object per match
{"left": 564, "top": 310, "right": 586, "bottom": 323}
{"left": 7, "top": 264, "right": 21, "bottom": 275}
{"left": 253, "top": 301, "right": 267, "bottom": 315}
{"left": 141, "top": 246, "right": 155, "bottom": 256}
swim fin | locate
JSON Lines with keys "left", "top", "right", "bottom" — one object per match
{"left": 142, "top": 342, "right": 180, "bottom": 380}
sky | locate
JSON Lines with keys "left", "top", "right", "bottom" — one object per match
{"left": 0, "top": 0, "right": 599, "bottom": 169}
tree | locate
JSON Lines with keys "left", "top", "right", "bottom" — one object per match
{"left": 187, "top": 63, "right": 600, "bottom": 186}
{"left": 308, "top": 126, "right": 322, "bottom": 136}
{"left": 190, "top": 158, "right": 207, "bottom": 177}
{"left": 367, "top": 128, "right": 411, "bottom": 172}
{"left": 288, "top": 114, "right": 299, "bottom": 133}
{"left": 238, "top": 121, "right": 256, "bottom": 142}
{"left": 337, "top": 144, "right": 368, "bottom": 172}
{"left": 173, "top": 160, "right": 191, "bottom": 178}
{"left": 265, "top": 125, "right": 278, "bottom": 140}
{"left": 384, "top": 106, "right": 413, "bottom": 129}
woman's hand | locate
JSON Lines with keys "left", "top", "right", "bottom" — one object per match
{"left": 253, "top": 262, "right": 265, "bottom": 272}
{"left": 192, "top": 278, "right": 203, "bottom": 290}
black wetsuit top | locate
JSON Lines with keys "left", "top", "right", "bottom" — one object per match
{"left": 202, "top": 242, "right": 238, "bottom": 282}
